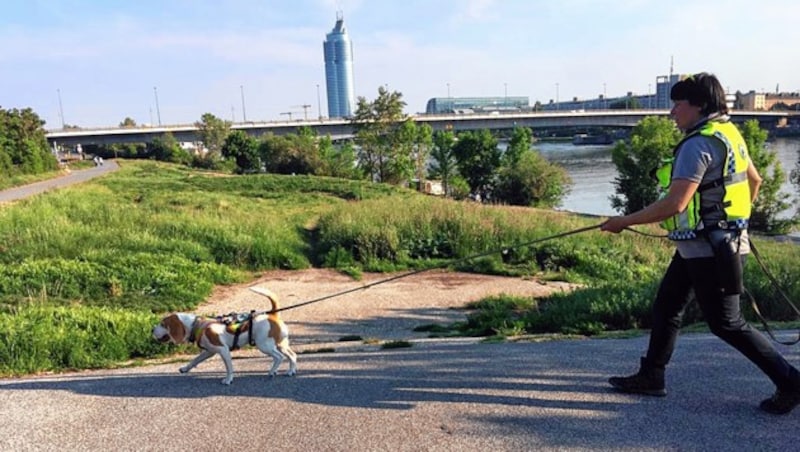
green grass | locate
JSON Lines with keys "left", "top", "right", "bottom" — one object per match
{"left": 1, "top": 160, "right": 799, "bottom": 376}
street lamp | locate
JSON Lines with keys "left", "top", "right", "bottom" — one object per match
{"left": 240, "top": 85, "right": 247, "bottom": 122}
{"left": 316, "top": 84, "right": 322, "bottom": 119}
{"left": 504, "top": 82, "right": 507, "bottom": 107}
{"left": 56, "top": 88, "right": 65, "bottom": 129}
{"left": 603, "top": 83, "right": 607, "bottom": 109}
{"left": 153, "top": 86, "right": 162, "bottom": 126}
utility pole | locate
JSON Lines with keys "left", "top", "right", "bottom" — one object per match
{"left": 280, "top": 112, "right": 293, "bottom": 121}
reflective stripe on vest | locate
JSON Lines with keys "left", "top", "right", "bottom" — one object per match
{"left": 657, "top": 120, "right": 751, "bottom": 240}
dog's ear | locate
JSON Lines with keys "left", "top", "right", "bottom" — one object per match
{"left": 162, "top": 314, "right": 187, "bottom": 344}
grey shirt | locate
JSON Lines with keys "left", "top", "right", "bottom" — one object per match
{"left": 671, "top": 129, "right": 750, "bottom": 259}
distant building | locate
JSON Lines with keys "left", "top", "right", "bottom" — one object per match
{"left": 323, "top": 12, "right": 356, "bottom": 118}
{"left": 736, "top": 91, "right": 800, "bottom": 110}
{"left": 425, "top": 96, "right": 529, "bottom": 114}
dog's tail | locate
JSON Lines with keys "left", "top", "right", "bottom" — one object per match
{"left": 249, "top": 286, "right": 280, "bottom": 313}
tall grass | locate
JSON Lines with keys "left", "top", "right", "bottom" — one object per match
{"left": 316, "top": 195, "right": 671, "bottom": 284}
{"left": 0, "top": 303, "right": 163, "bottom": 375}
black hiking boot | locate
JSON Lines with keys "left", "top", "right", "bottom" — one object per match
{"left": 760, "top": 385, "right": 800, "bottom": 415}
{"left": 608, "top": 357, "right": 666, "bottom": 397}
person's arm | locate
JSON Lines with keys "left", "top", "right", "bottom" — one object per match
{"left": 747, "top": 160, "right": 762, "bottom": 203}
{"left": 601, "top": 179, "right": 699, "bottom": 233}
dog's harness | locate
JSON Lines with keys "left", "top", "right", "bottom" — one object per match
{"left": 217, "top": 310, "right": 257, "bottom": 350}
{"left": 187, "top": 312, "right": 256, "bottom": 350}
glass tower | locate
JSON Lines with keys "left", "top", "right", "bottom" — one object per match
{"left": 323, "top": 13, "right": 355, "bottom": 118}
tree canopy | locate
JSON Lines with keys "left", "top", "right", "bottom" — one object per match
{"left": 351, "top": 86, "right": 409, "bottom": 183}
{"left": 610, "top": 116, "right": 681, "bottom": 214}
{"left": 0, "top": 106, "right": 59, "bottom": 177}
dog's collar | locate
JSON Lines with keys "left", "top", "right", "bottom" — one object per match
{"left": 188, "top": 317, "right": 203, "bottom": 344}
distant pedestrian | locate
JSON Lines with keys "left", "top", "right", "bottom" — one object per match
{"left": 601, "top": 72, "right": 800, "bottom": 415}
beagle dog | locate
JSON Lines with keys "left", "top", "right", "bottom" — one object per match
{"left": 152, "top": 287, "right": 297, "bottom": 385}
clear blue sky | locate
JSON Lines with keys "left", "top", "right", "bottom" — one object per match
{"left": 2, "top": 0, "right": 798, "bottom": 129}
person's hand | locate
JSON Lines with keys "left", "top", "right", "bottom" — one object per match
{"left": 601, "top": 216, "right": 628, "bottom": 234}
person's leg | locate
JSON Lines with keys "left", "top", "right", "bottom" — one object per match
{"left": 644, "top": 252, "right": 696, "bottom": 369}
{"left": 688, "top": 256, "right": 800, "bottom": 414}
{"left": 609, "top": 252, "right": 695, "bottom": 396}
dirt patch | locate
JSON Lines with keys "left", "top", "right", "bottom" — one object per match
{"left": 196, "top": 269, "right": 575, "bottom": 347}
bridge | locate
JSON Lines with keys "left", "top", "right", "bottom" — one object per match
{"left": 46, "top": 110, "right": 795, "bottom": 148}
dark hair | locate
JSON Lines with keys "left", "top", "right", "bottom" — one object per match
{"left": 670, "top": 72, "right": 728, "bottom": 115}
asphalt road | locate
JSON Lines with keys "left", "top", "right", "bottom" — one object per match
{"left": 0, "top": 160, "right": 119, "bottom": 203}
{"left": 1, "top": 333, "right": 799, "bottom": 451}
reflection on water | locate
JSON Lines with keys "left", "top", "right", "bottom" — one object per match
{"left": 535, "top": 138, "right": 800, "bottom": 218}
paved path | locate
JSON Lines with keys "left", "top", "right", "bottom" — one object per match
{"left": 0, "top": 160, "right": 119, "bottom": 203}
{"left": 1, "top": 332, "right": 798, "bottom": 451}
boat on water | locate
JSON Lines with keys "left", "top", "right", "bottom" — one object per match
{"left": 572, "top": 133, "right": 613, "bottom": 145}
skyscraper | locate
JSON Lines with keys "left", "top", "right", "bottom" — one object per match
{"left": 323, "top": 13, "right": 355, "bottom": 118}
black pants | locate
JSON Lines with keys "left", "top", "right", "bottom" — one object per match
{"left": 645, "top": 252, "right": 799, "bottom": 390}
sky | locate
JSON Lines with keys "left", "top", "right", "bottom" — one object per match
{"left": 2, "top": 0, "right": 799, "bottom": 130}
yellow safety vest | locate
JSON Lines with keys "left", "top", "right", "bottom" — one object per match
{"left": 656, "top": 121, "right": 751, "bottom": 240}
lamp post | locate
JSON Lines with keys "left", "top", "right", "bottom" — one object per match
{"left": 504, "top": 82, "right": 507, "bottom": 107}
{"left": 153, "top": 86, "right": 162, "bottom": 126}
{"left": 56, "top": 88, "right": 65, "bottom": 129}
{"left": 603, "top": 83, "right": 607, "bottom": 109}
{"left": 316, "top": 84, "right": 322, "bottom": 120}
{"left": 648, "top": 83, "right": 652, "bottom": 109}
{"left": 240, "top": 85, "right": 247, "bottom": 122}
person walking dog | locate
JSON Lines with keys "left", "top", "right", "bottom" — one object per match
{"left": 601, "top": 72, "right": 800, "bottom": 415}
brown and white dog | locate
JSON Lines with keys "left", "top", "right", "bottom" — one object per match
{"left": 152, "top": 287, "right": 297, "bottom": 385}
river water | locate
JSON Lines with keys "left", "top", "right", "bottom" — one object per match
{"left": 538, "top": 137, "right": 800, "bottom": 219}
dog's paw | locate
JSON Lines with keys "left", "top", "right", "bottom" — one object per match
{"left": 286, "top": 369, "right": 297, "bottom": 376}
{"left": 221, "top": 378, "right": 233, "bottom": 385}
{"left": 179, "top": 366, "right": 190, "bottom": 374}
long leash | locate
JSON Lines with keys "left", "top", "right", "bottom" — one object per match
{"left": 621, "top": 227, "right": 800, "bottom": 345}
{"left": 266, "top": 223, "right": 605, "bottom": 314}
{"left": 744, "top": 239, "right": 800, "bottom": 345}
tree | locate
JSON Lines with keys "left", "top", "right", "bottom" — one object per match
{"left": 259, "top": 131, "right": 322, "bottom": 175}
{"left": 222, "top": 130, "right": 260, "bottom": 173}
{"left": 195, "top": 113, "right": 231, "bottom": 157}
{"left": 351, "top": 86, "right": 410, "bottom": 183}
{"left": 610, "top": 116, "right": 682, "bottom": 214}
{"left": 741, "top": 120, "right": 794, "bottom": 233}
{"left": 429, "top": 130, "right": 457, "bottom": 196}
{"left": 494, "top": 150, "right": 572, "bottom": 207}
{"left": 319, "top": 137, "right": 361, "bottom": 179}
{"left": 119, "top": 117, "right": 137, "bottom": 128}
{"left": 149, "top": 132, "right": 191, "bottom": 164}
{"left": 414, "top": 123, "right": 433, "bottom": 191}
{"left": 505, "top": 126, "right": 532, "bottom": 167}
{"left": 452, "top": 129, "right": 501, "bottom": 200}
{"left": 0, "top": 107, "right": 58, "bottom": 177}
